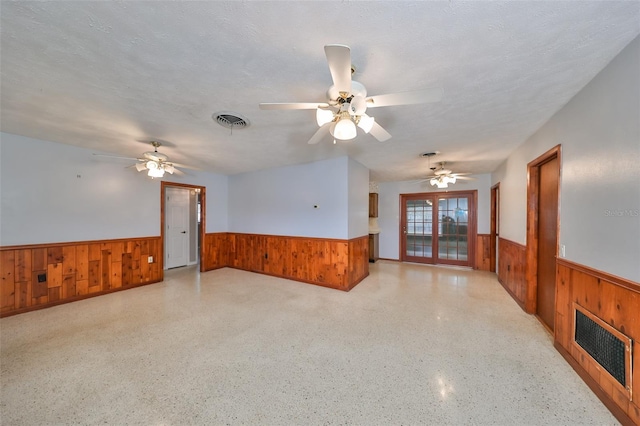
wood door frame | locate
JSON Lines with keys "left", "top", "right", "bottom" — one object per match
{"left": 161, "top": 181, "right": 207, "bottom": 273}
{"left": 490, "top": 183, "right": 500, "bottom": 273}
{"left": 399, "top": 193, "right": 437, "bottom": 264}
{"left": 525, "top": 145, "right": 561, "bottom": 314}
{"left": 399, "top": 189, "right": 477, "bottom": 267}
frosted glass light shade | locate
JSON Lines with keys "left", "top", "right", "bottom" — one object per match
{"left": 135, "top": 162, "right": 147, "bottom": 172}
{"left": 148, "top": 167, "right": 164, "bottom": 178}
{"left": 316, "top": 108, "right": 334, "bottom": 126}
{"left": 332, "top": 117, "right": 357, "bottom": 140}
{"left": 430, "top": 177, "right": 448, "bottom": 188}
{"left": 350, "top": 96, "right": 367, "bottom": 115}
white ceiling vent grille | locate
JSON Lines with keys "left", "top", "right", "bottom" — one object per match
{"left": 213, "top": 112, "right": 250, "bottom": 130}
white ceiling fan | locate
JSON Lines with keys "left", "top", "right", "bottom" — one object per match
{"left": 93, "top": 141, "right": 195, "bottom": 178}
{"left": 423, "top": 162, "right": 474, "bottom": 188}
{"left": 259, "top": 44, "right": 443, "bottom": 144}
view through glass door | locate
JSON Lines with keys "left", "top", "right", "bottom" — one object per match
{"left": 401, "top": 191, "right": 476, "bottom": 266}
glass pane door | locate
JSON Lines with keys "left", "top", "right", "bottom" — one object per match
{"left": 401, "top": 192, "right": 474, "bottom": 266}
{"left": 438, "top": 197, "right": 469, "bottom": 263}
{"left": 403, "top": 197, "right": 435, "bottom": 263}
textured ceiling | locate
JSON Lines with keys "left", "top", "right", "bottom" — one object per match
{"left": 1, "top": 1, "right": 639, "bottom": 182}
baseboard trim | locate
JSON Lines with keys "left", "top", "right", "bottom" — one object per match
{"left": 497, "top": 276, "right": 527, "bottom": 312}
{"left": 0, "top": 279, "right": 162, "bottom": 318}
{"left": 554, "top": 340, "right": 635, "bottom": 426}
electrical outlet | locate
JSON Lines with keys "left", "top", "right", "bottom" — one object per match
{"left": 148, "top": 256, "right": 153, "bottom": 263}
{"left": 560, "top": 245, "right": 566, "bottom": 258}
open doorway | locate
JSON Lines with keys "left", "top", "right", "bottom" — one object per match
{"left": 161, "top": 182, "right": 206, "bottom": 272}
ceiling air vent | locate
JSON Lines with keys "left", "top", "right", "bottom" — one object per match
{"left": 212, "top": 112, "right": 250, "bottom": 130}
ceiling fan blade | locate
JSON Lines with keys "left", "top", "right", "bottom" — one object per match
{"left": 166, "top": 165, "right": 185, "bottom": 176}
{"left": 308, "top": 122, "right": 331, "bottom": 145}
{"left": 92, "top": 153, "right": 139, "bottom": 161}
{"left": 369, "top": 121, "right": 392, "bottom": 142}
{"left": 169, "top": 162, "right": 201, "bottom": 171}
{"left": 324, "top": 44, "right": 352, "bottom": 95}
{"left": 259, "top": 102, "right": 329, "bottom": 110}
{"left": 366, "top": 87, "right": 444, "bottom": 108}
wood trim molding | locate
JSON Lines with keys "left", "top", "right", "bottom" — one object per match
{"left": 228, "top": 232, "right": 362, "bottom": 244}
{"left": 160, "top": 181, "right": 207, "bottom": 273}
{"left": 490, "top": 183, "right": 500, "bottom": 273}
{"left": 525, "top": 144, "right": 561, "bottom": 314}
{"left": 557, "top": 258, "right": 640, "bottom": 294}
{"left": 0, "top": 236, "right": 160, "bottom": 251}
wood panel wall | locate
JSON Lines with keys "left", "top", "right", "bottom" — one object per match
{"left": 0, "top": 237, "right": 162, "bottom": 317}
{"left": 202, "top": 233, "right": 229, "bottom": 271}
{"left": 497, "top": 237, "right": 527, "bottom": 309}
{"left": 202, "top": 233, "right": 369, "bottom": 291}
{"left": 475, "top": 234, "right": 492, "bottom": 271}
{"left": 347, "top": 236, "right": 369, "bottom": 291}
{"left": 555, "top": 259, "right": 640, "bottom": 426}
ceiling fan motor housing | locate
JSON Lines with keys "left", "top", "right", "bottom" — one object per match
{"left": 327, "top": 80, "right": 367, "bottom": 104}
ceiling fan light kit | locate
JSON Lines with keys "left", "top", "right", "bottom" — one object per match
{"left": 316, "top": 108, "right": 334, "bottom": 126}
{"left": 93, "top": 141, "right": 194, "bottom": 179}
{"left": 331, "top": 112, "right": 358, "bottom": 140}
{"left": 259, "top": 44, "right": 443, "bottom": 145}
{"left": 423, "top": 160, "right": 473, "bottom": 189}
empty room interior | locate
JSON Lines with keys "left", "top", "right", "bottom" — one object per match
{"left": 1, "top": 2, "right": 639, "bottom": 425}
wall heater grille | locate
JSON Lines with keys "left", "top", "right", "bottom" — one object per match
{"left": 572, "top": 303, "right": 632, "bottom": 397}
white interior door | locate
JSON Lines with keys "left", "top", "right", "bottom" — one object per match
{"left": 165, "top": 187, "right": 190, "bottom": 269}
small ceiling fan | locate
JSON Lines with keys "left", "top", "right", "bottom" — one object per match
{"left": 93, "top": 141, "right": 194, "bottom": 178}
{"left": 423, "top": 162, "right": 473, "bottom": 188}
{"left": 259, "top": 44, "right": 443, "bottom": 144}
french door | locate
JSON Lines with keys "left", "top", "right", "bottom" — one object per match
{"left": 400, "top": 191, "right": 476, "bottom": 267}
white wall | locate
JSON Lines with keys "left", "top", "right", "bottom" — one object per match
{"left": 0, "top": 133, "right": 228, "bottom": 245}
{"left": 493, "top": 35, "right": 640, "bottom": 282}
{"left": 228, "top": 156, "right": 357, "bottom": 239}
{"left": 377, "top": 174, "right": 492, "bottom": 260}
{"left": 348, "top": 157, "right": 370, "bottom": 239}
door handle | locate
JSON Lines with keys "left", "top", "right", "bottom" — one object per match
{"left": 181, "top": 231, "right": 186, "bottom": 234}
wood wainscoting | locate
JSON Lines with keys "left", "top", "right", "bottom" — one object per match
{"left": 497, "top": 237, "right": 527, "bottom": 309}
{"left": 202, "top": 233, "right": 230, "bottom": 271}
{"left": 202, "top": 233, "right": 369, "bottom": 291}
{"left": 555, "top": 259, "right": 640, "bottom": 426}
{"left": 0, "top": 237, "right": 162, "bottom": 317}
{"left": 347, "top": 236, "right": 369, "bottom": 290}
{"left": 475, "top": 234, "right": 492, "bottom": 271}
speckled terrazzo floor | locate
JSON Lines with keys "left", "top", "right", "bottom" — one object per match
{"left": 1, "top": 261, "right": 618, "bottom": 426}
